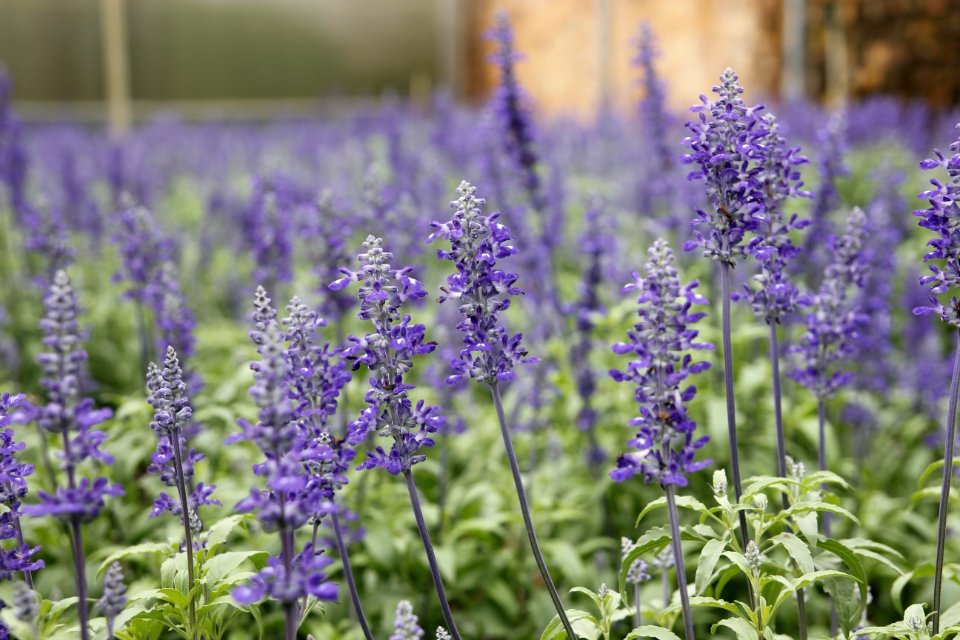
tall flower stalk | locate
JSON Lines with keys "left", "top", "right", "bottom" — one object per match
{"left": 280, "top": 297, "right": 367, "bottom": 637}
{"left": 682, "top": 68, "right": 765, "bottom": 549}
{"left": 330, "top": 237, "right": 462, "bottom": 640}
{"left": 231, "top": 288, "right": 338, "bottom": 640}
{"left": 145, "top": 346, "right": 220, "bottom": 635}
{"left": 789, "top": 207, "right": 866, "bottom": 483}
{"left": 0, "top": 392, "right": 42, "bottom": 591}
{"left": 24, "top": 270, "right": 123, "bottom": 640}
{"left": 428, "top": 181, "right": 573, "bottom": 639}
{"left": 608, "top": 239, "right": 713, "bottom": 639}
{"left": 913, "top": 123, "right": 960, "bottom": 633}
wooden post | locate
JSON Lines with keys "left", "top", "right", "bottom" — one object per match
{"left": 100, "top": 0, "right": 131, "bottom": 137}
{"left": 596, "top": 0, "right": 612, "bottom": 112}
{"left": 824, "top": 0, "right": 849, "bottom": 106}
{"left": 781, "top": 0, "right": 806, "bottom": 101}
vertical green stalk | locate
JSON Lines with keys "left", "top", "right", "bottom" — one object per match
{"left": 490, "top": 383, "right": 576, "bottom": 640}
{"left": 664, "top": 485, "right": 694, "bottom": 639}
{"left": 933, "top": 330, "right": 960, "bottom": 634}
{"left": 170, "top": 430, "right": 197, "bottom": 636}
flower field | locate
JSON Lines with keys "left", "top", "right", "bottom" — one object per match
{"left": 2, "top": 17, "right": 960, "bottom": 640}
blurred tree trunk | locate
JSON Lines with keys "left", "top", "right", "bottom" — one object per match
{"left": 100, "top": 0, "right": 131, "bottom": 136}
{"left": 781, "top": 0, "right": 806, "bottom": 101}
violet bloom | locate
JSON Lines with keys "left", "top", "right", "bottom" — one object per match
{"left": 97, "top": 562, "right": 127, "bottom": 640}
{"left": 914, "top": 122, "right": 960, "bottom": 633}
{"left": 571, "top": 201, "right": 614, "bottom": 467}
{"left": 331, "top": 236, "right": 461, "bottom": 639}
{"left": 231, "top": 288, "right": 336, "bottom": 639}
{"left": 24, "top": 270, "right": 122, "bottom": 640}
{"left": 609, "top": 239, "right": 714, "bottom": 486}
{"left": 429, "top": 180, "right": 573, "bottom": 639}
{"left": 788, "top": 208, "right": 867, "bottom": 400}
{"left": 802, "top": 112, "right": 849, "bottom": 280}
{"left": 609, "top": 239, "right": 711, "bottom": 640}
{"left": 635, "top": 22, "right": 673, "bottom": 173}
{"left": 427, "top": 181, "right": 537, "bottom": 385}
{"left": 682, "top": 67, "right": 766, "bottom": 265}
{"left": 0, "top": 393, "right": 43, "bottom": 591}
{"left": 0, "top": 67, "right": 28, "bottom": 220}
{"left": 243, "top": 178, "right": 295, "bottom": 297}
{"left": 389, "top": 600, "right": 424, "bottom": 640}
{"left": 153, "top": 262, "right": 202, "bottom": 394}
{"left": 741, "top": 112, "right": 810, "bottom": 324}
{"left": 486, "top": 12, "right": 544, "bottom": 212}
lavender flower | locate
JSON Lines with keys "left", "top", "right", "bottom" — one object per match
{"left": 914, "top": 122, "right": 960, "bottom": 633}
{"left": 389, "top": 600, "right": 424, "bottom": 640}
{"left": 0, "top": 393, "right": 41, "bottom": 589}
{"left": 486, "top": 13, "right": 544, "bottom": 212}
{"left": 428, "top": 181, "right": 536, "bottom": 385}
{"left": 332, "top": 237, "right": 461, "bottom": 639}
{"left": 609, "top": 239, "right": 713, "bottom": 485}
{"left": 635, "top": 23, "right": 672, "bottom": 173}
{"left": 97, "top": 562, "right": 127, "bottom": 639}
{"left": 788, "top": 208, "right": 867, "bottom": 399}
{"left": 0, "top": 67, "right": 27, "bottom": 219}
{"left": 243, "top": 178, "right": 295, "bottom": 297}
{"left": 231, "top": 288, "right": 337, "bottom": 639}
{"left": 12, "top": 581, "right": 38, "bottom": 627}
{"left": 153, "top": 262, "right": 201, "bottom": 394}
{"left": 741, "top": 112, "right": 810, "bottom": 324}
{"left": 682, "top": 67, "right": 766, "bottom": 265}
{"left": 331, "top": 237, "right": 443, "bottom": 474}
{"left": 429, "top": 180, "right": 571, "bottom": 639}
{"left": 24, "top": 270, "right": 122, "bottom": 640}
{"left": 802, "top": 112, "right": 849, "bottom": 279}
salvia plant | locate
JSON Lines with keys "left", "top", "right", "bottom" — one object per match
{"left": 2, "top": 20, "right": 960, "bottom": 640}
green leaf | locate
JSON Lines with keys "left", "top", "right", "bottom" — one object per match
{"left": 636, "top": 495, "right": 710, "bottom": 525}
{"left": 96, "top": 542, "right": 175, "bottom": 578}
{"left": 539, "top": 610, "right": 597, "bottom": 640}
{"left": 696, "top": 539, "right": 727, "bottom": 595}
{"left": 893, "top": 564, "right": 934, "bottom": 612}
{"left": 203, "top": 550, "right": 269, "bottom": 587}
{"left": 204, "top": 514, "right": 251, "bottom": 549}
{"left": 917, "top": 457, "right": 960, "bottom": 489}
{"left": 771, "top": 533, "right": 815, "bottom": 574}
{"left": 624, "top": 626, "right": 683, "bottom": 640}
{"left": 712, "top": 617, "right": 760, "bottom": 640}
{"left": 823, "top": 577, "right": 861, "bottom": 634}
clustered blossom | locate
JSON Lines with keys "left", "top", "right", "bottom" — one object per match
{"left": 153, "top": 262, "right": 201, "bottom": 394}
{"left": 789, "top": 208, "right": 868, "bottom": 397}
{"left": 0, "top": 393, "right": 42, "bottom": 586}
{"left": 389, "top": 600, "right": 424, "bottom": 640}
{"left": 621, "top": 537, "right": 651, "bottom": 585}
{"left": 428, "top": 181, "right": 537, "bottom": 385}
{"left": 233, "top": 544, "right": 336, "bottom": 605}
{"left": 231, "top": 288, "right": 337, "bottom": 605}
{"left": 682, "top": 68, "right": 767, "bottom": 264}
{"left": 915, "top": 123, "right": 960, "bottom": 327}
{"left": 330, "top": 237, "right": 445, "bottom": 474}
{"left": 803, "top": 112, "right": 849, "bottom": 277}
{"left": 145, "top": 347, "right": 219, "bottom": 532}
{"left": 281, "top": 297, "right": 353, "bottom": 517}
{"left": 0, "top": 68, "right": 28, "bottom": 219}
{"left": 25, "top": 270, "right": 123, "bottom": 523}
{"left": 243, "top": 178, "right": 295, "bottom": 293}
{"left": 635, "top": 23, "right": 672, "bottom": 172}
{"left": 97, "top": 562, "right": 127, "bottom": 639}
{"left": 572, "top": 202, "right": 615, "bottom": 464}
{"left": 486, "top": 13, "right": 544, "bottom": 212}
{"left": 112, "top": 202, "right": 172, "bottom": 305}
{"left": 608, "top": 240, "right": 714, "bottom": 486}
{"left": 740, "top": 112, "right": 811, "bottom": 324}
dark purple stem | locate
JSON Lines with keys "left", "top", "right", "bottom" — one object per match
{"left": 403, "top": 468, "right": 463, "bottom": 640}
{"left": 490, "top": 383, "right": 575, "bottom": 640}
{"left": 720, "top": 262, "right": 750, "bottom": 548}
{"left": 170, "top": 430, "right": 197, "bottom": 636}
{"left": 332, "top": 511, "right": 373, "bottom": 640}
{"left": 70, "top": 518, "right": 89, "bottom": 640}
{"left": 933, "top": 330, "right": 960, "bottom": 634}
{"left": 664, "top": 484, "right": 694, "bottom": 639}
{"left": 769, "top": 323, "right": 807, "bottom": 640}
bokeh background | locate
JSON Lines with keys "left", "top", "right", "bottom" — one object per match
{"left": 1, "top": 0, "right": 958, "bottom": 128}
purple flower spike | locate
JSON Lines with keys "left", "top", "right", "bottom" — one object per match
{"left": 608, "top": 239, "right": 714, "bottom": 486}
{"left": 333, "top": 237, "right": 444, "bottom": 474}
{"left": 428, "top": 181, "right": 537, "bottom": 386}
{"left": 789, "top": 208, "right": 868, "bottom": 398}
{"left": 682, "top": 67, "right": 768, "bottom": 265}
